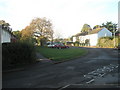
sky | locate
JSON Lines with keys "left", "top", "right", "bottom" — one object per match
{"left": 0, "top": 0, "right": 119, "bottom": 38}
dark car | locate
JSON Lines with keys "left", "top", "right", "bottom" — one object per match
{"left": 54, "top": 43, "right": 69, "bottom": 49}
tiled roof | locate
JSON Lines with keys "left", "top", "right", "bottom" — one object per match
{"left": 0, "top": 24, "right": 15, "bottom": 38}
{"left": 73, "top": 27, "right": 106, "bottom": 37}
{"left": 88, "top": 28, "right": 103, "bottom": 34}
{"left": 74, "top": 32, "right": 88, "bottom": 37}
{"left": 0, "top": 25, "right": 12, "bottom": 33}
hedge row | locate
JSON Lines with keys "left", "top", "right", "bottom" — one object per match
{"left": 97, "top": 37, "right": 119, "bottom": 48}
{"left": 2, "top": 42, "right": 36, "bottom": 69}
{"left": 73, "top": 41, "right": 90, "bottom": 47}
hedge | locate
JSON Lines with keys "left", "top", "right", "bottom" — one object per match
{"left": 2, "top": 42, "right": 36, "bottom": 69}
{"left": 97, "top": 37, "right": 119, "bottom": 48}
{"left": 73, "top": 41, "right": 79, "bottom": 47}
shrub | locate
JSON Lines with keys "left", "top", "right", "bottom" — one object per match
{"left": 97, "top": 36, "right": 118, "bottom": 48}
{"left": 2, "top": 42, "right": 36, "bottom": 69}
{"left": 74, "top": 41, "right": 79, "bottom": 46}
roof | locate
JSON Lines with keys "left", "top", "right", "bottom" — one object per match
{"left": 88, "top": 28, "right": 103, "bottom": 34}
{"left": 74, "top": 32, "right": 88, "bottom": 37}
{"left": 73, "top": 27, "right": 109, "bottom": 37}
{"left": 0, "top": 24, "right": 17, "bottom": 38}
{"left": 0, "top": 24, "right": 12, "bottom": 34}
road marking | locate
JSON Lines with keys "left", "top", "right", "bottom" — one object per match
{"left": 99, "top": 73, "right": 106, "bottom": 77}
{"left": 58, "top": 84, "right": 70, "bottom": 90}
{"left": 83, "top": 64, "right": 119, "bottom": 84}
{"left": 86, "top": 79, "right": 94, "bottom": 84}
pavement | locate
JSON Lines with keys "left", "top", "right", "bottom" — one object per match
{"left": 3, "top": 53, "right": 53, "bottom": 73}
{"left": 2, "top": 47, "right": 120, "bottom": 89}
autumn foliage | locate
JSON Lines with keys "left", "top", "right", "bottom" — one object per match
{"left": 20, "top": 17, "right": 54, "bottom": 45}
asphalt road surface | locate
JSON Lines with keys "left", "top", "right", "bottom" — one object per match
{"left": 2, "top": 47, "right": 120, "bottom": 89}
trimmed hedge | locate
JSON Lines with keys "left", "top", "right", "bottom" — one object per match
{"left": 97, "top": 37, "right": 119, "bottom": 48}
{"left": 2, "top": 42, "right": 36, "bottom": 69}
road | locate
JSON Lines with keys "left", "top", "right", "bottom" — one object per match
{"left": 2, "top": 47, "right": 120, "bottom": 88}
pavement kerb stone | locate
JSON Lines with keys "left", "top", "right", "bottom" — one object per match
{"left": 53, "top": 48, "right": 89, "bottom": 64}
{"left": 3, "top": 68, "right": 25, "bottom": 73}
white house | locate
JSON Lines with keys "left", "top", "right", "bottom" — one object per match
{"left": 73, "top": 36, "right": 77, "bottom": 42}
{"left": 0, "top": 25, "right": 12, "bottom": 43}
{"left": 73, "top": 27, "right": 112, "bottom": 46}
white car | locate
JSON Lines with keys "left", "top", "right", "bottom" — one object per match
{"left": 47, "top": 43, "right": 56, "bottom": 48}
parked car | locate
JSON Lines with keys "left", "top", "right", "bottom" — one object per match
{"left": 47, "top": 43, "right": 69, "bottom": 49}
{"left": 47, "top": 43, "right": 56, "bottom": 48}
{"left": 54, "top": 43, "right": 69, "bottom": 49}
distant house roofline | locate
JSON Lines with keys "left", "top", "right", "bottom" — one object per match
{"left": 0, "top": 24, "right": 17, "bottom": 39}
{"left": 0, "top": 24, "right": 12, "bottom": 34}
{"left": 88, "top": 28, "right": 103, "bottom": 34}
{"left": 73, "top": 32, "right": 88, "bottom": 37}
{"left": 73, "top": 27, "right": 109, "bottom": 37}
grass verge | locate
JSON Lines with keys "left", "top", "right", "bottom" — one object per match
{"left": 36, "top": 46, "right": 88, "bottom": 62}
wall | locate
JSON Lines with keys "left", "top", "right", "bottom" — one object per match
{"left": 79, "top": 36, "right": 86, "bottom": 43}
{"left": 98, "top": 28, "right": 112, "bottom": 38}
{"left": 79, "top": 34, "right": 98, "bottom": 46}
{"left": 75, "top": 28, "right": 112, "bottom": 46}
{"left": 88, "top": 34, "right": 98, "bottom": 46}
{"left": 0, "top": 27, "right": 11, "bottom": 43}
{"left": 73, "top": 36, "right": 76, "bottom": 42}
{"left": 89, "top": 28, "right": 112, "bottom": 46}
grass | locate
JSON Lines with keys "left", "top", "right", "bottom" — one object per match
{"left": 36, "top": 46, "right": 88, "bottom": 61}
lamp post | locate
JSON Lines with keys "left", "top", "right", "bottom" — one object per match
{"left": 110, "top": 24, "right": 116, "bottom": 48}
{"left": 113, "top": 25, "right": 116, "bottom": 48}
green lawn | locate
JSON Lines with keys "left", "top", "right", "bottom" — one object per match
{"left": 36, "top": 47, "right": 88, "bottom": 61}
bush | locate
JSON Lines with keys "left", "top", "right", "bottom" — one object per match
{"left": 2, "top": 42, "right": 36, "bottom": 69}
{"left": 74, "top": 41, "right": 79, "bottom": 47}
{"left": 97, "top": 36, "right": 118, "bottom": 48}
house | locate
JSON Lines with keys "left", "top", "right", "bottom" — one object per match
{"left": 73, "top": 27, "right": 112, "bottom": 46}
{"left": 0, "top": 25, "right": 16, "bottom": 43}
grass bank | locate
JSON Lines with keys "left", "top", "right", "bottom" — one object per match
{"left": 36, "top": 47, "right": 88, "bottom": 61}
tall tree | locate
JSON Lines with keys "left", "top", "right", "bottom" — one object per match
{"left": 21, "top": 26, "right": 34, "bottom": 42}
{"left": 81, "top": 24, "right": 92, "bottom": 33}
{"left": 93, "top": 25, "right": 101, "bottom": 29}
{"left": 30, "top": 17, "right": 53, "bottom": 46}
{"left": 101, "top": 21, "right": 117, "bottom": 33}
{"left": 0, "top": 20, "right": 11, "bottom": 31}
{"left": 0, "top": 20, "right": 10, "bottom": 27}
{"left": 12, "top": 30, "right": 22, "bottom": 40}
{"left": 21, "top": 17, "right": 54, "bottom": 46}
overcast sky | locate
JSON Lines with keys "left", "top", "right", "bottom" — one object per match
{"left": 0, "top": 0, "right": 119, "bottom": 38}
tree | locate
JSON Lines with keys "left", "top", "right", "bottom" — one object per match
{"left": 101, "top": 21, "right": 117, "bottom": 33}
{"left": 21, "top": 26, "right": 34, "bottom": 43}
{"left": 12, "top": 30, "right": 22, "bottom": 40}
{"left": 81, "top": 24, "right": 92, "bottom": 33}
{"left": 0, "top": 20, "right": 11, "bottom": 32}
{"left": 0, "top": 20, "right": 10, "bottom": 27}
{"left": 93, "top": 25, "right": 101, "bottom": 29}
{"left": 21, "top": 17, "right": 54, "bottom": 46}
{"left": 30, "top": 17, "right": 53, "bottom": 46}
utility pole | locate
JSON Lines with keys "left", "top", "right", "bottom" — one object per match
{"left": 113, "top": 25, "right": 116, "bottom": 48}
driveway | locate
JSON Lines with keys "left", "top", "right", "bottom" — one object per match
{"left": 2, "top": 47, "right": 119, "bottom": 88}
